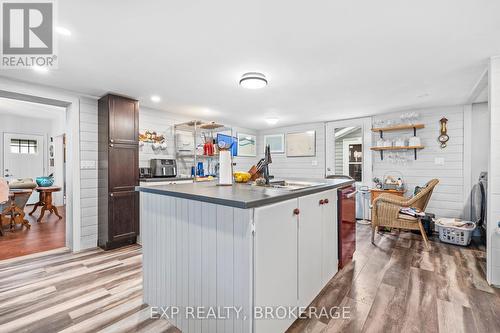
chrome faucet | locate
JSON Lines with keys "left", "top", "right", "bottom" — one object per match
{"left": 262, "top": 144, "right": 272, "bottom": 185}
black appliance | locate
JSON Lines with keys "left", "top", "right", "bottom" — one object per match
{"left": 150, "top": 159, "right": 177, "bottom": 177}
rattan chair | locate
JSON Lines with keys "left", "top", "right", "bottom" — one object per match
{"left": 371, "top": 179, "right": 439, "bottom": 249}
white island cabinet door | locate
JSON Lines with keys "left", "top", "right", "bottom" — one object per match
{"left": 254, "top": 198, "right": 298, "bottom": 333}
{"left": 297, "top": 192, "right": 325, "bottom": 308}
{"left": 322, "top": 190, "right": 338, "bottom": 285}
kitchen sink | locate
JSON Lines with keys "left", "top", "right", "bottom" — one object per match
{"left": 268, "top": 180, "right": 325, "bottom": 191}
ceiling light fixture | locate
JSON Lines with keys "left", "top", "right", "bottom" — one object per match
{"left": 32, "top": 65, "right": 49, "bottom": 73}
{"left": 55, "top": 26, "right": 71, "bottom": 36}
{"left": 265, "top": 117, "right": 279, "bottom": 125}
{"left": 150, "top": 95, "right": 161, "bottom": 103}
{"left": 239, "top": 72, "right": 267, "bottom": 89}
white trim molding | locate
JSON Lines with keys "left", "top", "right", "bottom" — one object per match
{"left": 0, "top": 77, "right": 82, "bottom": 252}
{"left": 325, "top": 117, "right": 372, "bottom": 185}
{"left": 463, "top": 104, "right": 472, "bottom": 220}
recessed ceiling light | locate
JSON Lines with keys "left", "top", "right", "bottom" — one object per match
{"left": 150, "top": 95, "right": 161, "bottom": 103}
{"left": 239, "top": 72, "right": 267, "bottom": 89}
{"left": 265, "top": 118, "right": 279, "bottom": 125}
{"left": 55, "top": 26, "right": 71, "bottom": 36}
{"left": 32, "top": 65, "right": 49, "bottom": 73}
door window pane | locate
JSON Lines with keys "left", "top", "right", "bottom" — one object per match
{"left": 10, "top": 139, "right": 38, "bottom": 154}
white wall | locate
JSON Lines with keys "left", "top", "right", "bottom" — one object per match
{"left": 0, "top": 112, "right": 67, "bottom": 206}
{"left": 0, "top": 114, "right": 52, "bottom": 177}
{"left": 488, "top": 56, "right": 500, "bottom": 285}
{"left": 257, "top": 122, "right": 325, "bottom": 179}
{"left": 79, "top": 98, "right": 99, "bottom": 250}
{"left": 471, "top": 102, "right": 490, "bottom": 181}
{"left": 372, "top": 106, "right": 466, "bottom": 219}
{"left": 260, "top": 105, "right": 478, "bottom": 220}
{"left": 139, "top": 106, "right": 257, "bottom": 175}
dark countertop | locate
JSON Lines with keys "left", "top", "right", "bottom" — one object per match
{"left": 139, "top": 176, "right": 194, "bottom": 182}
{"left": 136, "top": 178, "right": 354, "bottom": 209}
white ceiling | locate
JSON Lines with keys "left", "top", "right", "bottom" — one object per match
{"left": 0, "top": 0, "right": 498, "bottom": 129}
{"left": 0, "top": 98, "right": 65, "bottom": 120}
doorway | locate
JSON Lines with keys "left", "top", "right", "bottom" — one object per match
{"left": 326, "top": 118, "right": 372, "bottom": 219}
{"left": 0, "top": 98, "right": 69, "bottom": 260}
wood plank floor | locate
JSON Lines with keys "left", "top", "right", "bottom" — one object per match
{"left": 287, "top": 226, "right": 499, "bottom": 333}
{"left": 0, "top": 225, "right": 498, "bottom": 333}
{"left": 0, "top": 206, "right": 66, "bottom": 260}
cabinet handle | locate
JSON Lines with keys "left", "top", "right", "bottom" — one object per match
{"left": 110, "top": 139, "right": 114, "bottom": 143}
{"left": 293, "top": 208, "right": 300, "bottom": 215}
{"left": 324, "top": 199, "right": 329, "bottom": 204}
{"left": 319, "top": 199, "right": 324, "bottom": 205}
{"left": 109, "top": 143, "right": 114, "bottom": 147}
{"left": 110, "top": 193, "right": 114, "bottom": 197}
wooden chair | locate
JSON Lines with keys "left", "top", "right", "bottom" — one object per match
{"left": 0, "top": 178, "right": 9, "bottom": 236}
{"left": 371, "top": 179, "right": 439, "bottom": 249}
{"left": 1, "top": 190, "right": 33, "bottom": 232}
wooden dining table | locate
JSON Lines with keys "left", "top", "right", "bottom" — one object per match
{"left": 29, "top": 186, "right": 62, "bottom": 222}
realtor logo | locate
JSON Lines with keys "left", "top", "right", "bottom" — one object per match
{"left": 1, "top": 0, "right": 57, "bottom": 68}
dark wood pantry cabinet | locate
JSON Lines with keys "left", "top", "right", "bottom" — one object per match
{"left": 98, "top": 94, "right": 139, "bottom": 250}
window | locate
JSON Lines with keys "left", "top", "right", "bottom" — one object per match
{"left": 347, "top": 143, "right": 362, "bottom": 181}
{"left": 10, "top": 139, "right": 38, "bottom": 154}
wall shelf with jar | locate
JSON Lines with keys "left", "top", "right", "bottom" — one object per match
{"left": 174, "top": 121, "right": 233, "bottom": 181}
{"left": 370, "top": 123, "right": 425, "bottom": 160}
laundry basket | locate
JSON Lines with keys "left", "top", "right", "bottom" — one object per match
{"left": 436, "top": 219, "right": 476, "bottom": 246}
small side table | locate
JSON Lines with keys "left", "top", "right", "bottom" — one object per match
{"left": 29, "top": 186, "right": 62, "bottom": 222}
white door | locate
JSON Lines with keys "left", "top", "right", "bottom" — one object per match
{"left": 3, "top": 133, "right": 45, "bottom": 204}
{"left": 297, "top": 191, "right": 324, "bottom": 308}
{"left": 254, "top": 199, "right": 298, "bottom": 333}
{"left": 325, "top": 118, "right": 372, "bottom": 183}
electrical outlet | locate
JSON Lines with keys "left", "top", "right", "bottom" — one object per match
{"left": 81, "top": 160, "right": 97, "bottom": 169}
{"left": 434, "top": 157, "right": 445, "bottom": 165}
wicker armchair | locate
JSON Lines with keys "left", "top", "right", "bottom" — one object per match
{"left": 371, "top": 179, "right": 439, "bottom": 249}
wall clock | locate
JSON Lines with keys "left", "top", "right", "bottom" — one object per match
{"left": 438, "top": 117, "right": 449, "bottom": 148}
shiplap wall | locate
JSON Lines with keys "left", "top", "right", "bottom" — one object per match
{"left": 372, "top": 106, "right": 466, "bottom": 219}
{"left": 141, "top": 192, "right": 252, "bottom": 333}
{"left": 139, "top": 106, "right": 256, "bottom": 174}
{"left": 78, "top": 104, "right": 257, "bottom": 250}
{"left": 257, "top": 122, "right": 325, "bottom": 179}
{"left": 79, "top": 97, "right": 99, "bottom": 250}
{"left": 488, "top": 57, "right": 500, "bottom": 285}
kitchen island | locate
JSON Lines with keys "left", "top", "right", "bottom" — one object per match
{"left": 137, "top": 178, "right": 354, "bottom": 333}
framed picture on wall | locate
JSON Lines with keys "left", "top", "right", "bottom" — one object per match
{"left": 237, "top": 133, "right": 257, "bottom": 156}
{"left": 264, "top": 134, "right": 285, "bottom": 153}
{"left": 286, "top": 131, "right": 316, "bottom": 157}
